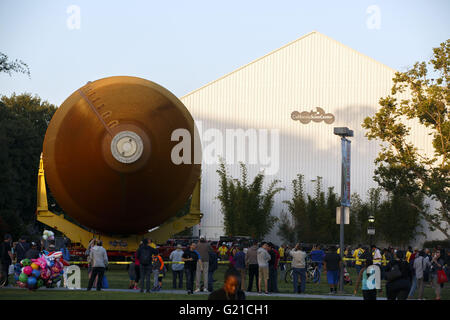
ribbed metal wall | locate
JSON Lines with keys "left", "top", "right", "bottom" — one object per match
{"left": 180, "top": 31, "right": 438, "bottom": 242}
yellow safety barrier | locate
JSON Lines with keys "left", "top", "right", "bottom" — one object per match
{"left": 68, "top": 256, "right": 389, "bottom": 265}
{"left": 69, "top": 258, "right": 388, "bottom": 265}
{"left": 69, "top": 260, "right": 234, "bottom": 265}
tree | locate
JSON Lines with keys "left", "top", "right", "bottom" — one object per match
{"left": 216, "top": 161, "right": 284, "bottom": 240}
{"left": 276, "top": 211, "right": 296, "bottom": 245}
{"left": 0, "top": 52, "right": 30, "bottom": 77}
{"left": 362, "top": 39, "right": 450, "bottom": 239}
{"left": 280, "top": 174, "right": 307, "bottom": 243}
{"left": 377, "top": 191, "right": 424, "bottom": 247}
{"left": 280, "top": 175, "right": 341, "bottom": 244}
{"left": 0, "top": 93, "right": 57, "bottom": 239}
{"left": 348, "top": 188, "right": 423, "bottom": 247}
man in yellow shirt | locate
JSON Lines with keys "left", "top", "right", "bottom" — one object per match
{"left": 278, "top": 244, "right": 286, "bottom": 276}
{"left": 406, "top": 246, "right": 412, "bottom": 262}
{"left": 218, "top": 244, "right": 228, "bottom": 261}
{"left": 381, "top": 249, "right": 388, "bottom": 267}
{"left": 353, "top": 245, "right": 365, "bottom": 275}
{"left": 279, "top": 245, "right": 285, "bottom": 259}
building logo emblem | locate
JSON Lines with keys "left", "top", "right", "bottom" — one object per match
{"left": 291, "top": 107, "right": 335, "bottom": 124}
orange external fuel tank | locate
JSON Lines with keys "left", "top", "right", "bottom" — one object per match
{"left": 43, "top": 76, "right": 201, "bottom": 235}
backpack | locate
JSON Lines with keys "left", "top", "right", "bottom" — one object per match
{"left": 360, "top": 250, "right": 371, "bottom": 262}
{"left": 386, "top": 263, "right": 402, "bottom": 282}
{"left": 139, "top": 247, "right": 152, "bottom": 265}
{"left": 409, "top": 259, "right": 416, "bottom": 274}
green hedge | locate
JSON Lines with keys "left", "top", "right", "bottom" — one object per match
{"left": 423, "top": 240, "right": 450, "bottom": 249}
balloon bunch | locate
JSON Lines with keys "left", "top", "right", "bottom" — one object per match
{"left": 42, "top": 230, "right": 55, "bottom": 241}
{"left": 14, "top": 252, "right": 70, "bottom": 290}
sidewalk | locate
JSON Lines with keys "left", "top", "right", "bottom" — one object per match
{"left": 2, "top": 285, "right": 386, "bottom": 300}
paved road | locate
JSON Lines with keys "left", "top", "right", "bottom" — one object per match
{"left": 2, "top": 285, "right": 386, "bottom": 300}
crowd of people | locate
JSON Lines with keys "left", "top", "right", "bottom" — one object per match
{"left": 2, "top": 232, "right": 449, "bottom": 300}
{"left": 125, "top": 236, "right": 448, "bottom": 300}
{"left": 175, "top": 240, "right": 449, "bottom": 300}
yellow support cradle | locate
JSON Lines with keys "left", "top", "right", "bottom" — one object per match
{"left": 36, "top": 154, "right": 202, "bottom": 251}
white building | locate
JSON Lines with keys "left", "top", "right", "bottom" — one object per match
{"left": 179, "top": 31, "right": 442, "bottom": 245}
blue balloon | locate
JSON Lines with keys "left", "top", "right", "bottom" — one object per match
{"left": 14, "top": 274, "right": 19, "bottom": 281}
{"left": 27, "top": 276, "right": 37, "bottom": 288}
{"left": 32, "top": 269, "right": 41, "bottom": 278}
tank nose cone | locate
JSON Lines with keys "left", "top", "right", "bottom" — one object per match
{"left": 110, "top": 131, "right": 144, "bottom": 164}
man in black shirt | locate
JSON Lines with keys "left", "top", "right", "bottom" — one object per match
{"left": 136, "top": 238, "right": 158, "bottom": 293}
{"left": 208, "top": 267, "right": 246, "bottom": 300}
{"left": 25, "top": 242, "right": 40, "bottom": 260}
{"left": 208, "top": 250, "right": 218, "bottom": 292}
{"left": 182, "top": 242, "right": 199, "bottom": 294}
{"left": 323, "top": 246, "right": 341, "bottom": 294}
{"left": 268, "top": 243, "right": 278, "bottom": 293}
{"left": 15, "top": 236, "right": 30, "bottom": 263}
{"left": 1, "top": 234, "right": 13, "bottom": 287}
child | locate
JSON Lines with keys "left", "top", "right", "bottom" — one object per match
{"left": 151, "top": 252, "right": 164, "bottom": 291}
{"left": 127, "top": 257, "right": 137, "bottom": 289}
{"left": 158, "top": 264, "right": 167, "bottom": 289}
{"left": 353, "top": 258, "right": 381, "bottom": 300}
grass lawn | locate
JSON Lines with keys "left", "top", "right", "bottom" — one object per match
{"left": 1, "top": 263, "right": 448, "bottom": 300}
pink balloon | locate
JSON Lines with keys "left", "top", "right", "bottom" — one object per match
{"left": 23, "top": 266, "right": 33, "bottom": 276}
{"left": 17, "top": 281, "right": 27, "bottom": 288}
{"left": 35, "top": 256, "right": 47, "bottom": 269}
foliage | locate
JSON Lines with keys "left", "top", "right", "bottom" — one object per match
{"left": 216, "top": 160, "right": 283, "bottom": 240}
{"left": 0, "top": 93, "right": 57, "bottom": 239}
{"left": 362, "top": 39, "right": 450, "bottom": 239}
{"left": 376, "top": 192, "right": 424, "bottom": 247}
{"left": 276, "top": 211, "right": 296, "bottom": 245}
{"left": 422, "top": 239, "right": 450, "bottom": 249}
{"left": 280, "top": 176, "right": 340, "bottom": 245}
{"left": 348, "top": 188, "right": 423, "bottom": 247}
{"left": 0, "top": 52, "right": 30, "bottom": 77}
{"left": 279, "top": 178, "right": 423, "bottom": 247}
{"left": 280, "top": 174, "right": 307, "bottom": 243}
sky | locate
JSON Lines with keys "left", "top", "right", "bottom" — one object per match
{"left": 0, "top": 0, "right": 449, "bottom": 106}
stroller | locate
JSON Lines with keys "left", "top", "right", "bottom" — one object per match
{"left": 343, "top": 266, "right": 352, "bottom": 285}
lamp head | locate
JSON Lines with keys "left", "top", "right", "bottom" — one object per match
{"left": 333, "top": 127, "right": 354, "bottom": 137}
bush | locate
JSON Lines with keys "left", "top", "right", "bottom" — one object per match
{"left": 422, "top": 240, "right": 450, "bottom": 249}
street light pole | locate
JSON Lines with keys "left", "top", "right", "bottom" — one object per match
{"left": 334, "top": 127, "right": 353, "bottom": 294}
{"left": 368, "top": 215, "right": 375, "bottom": 246}
{"left": 339, "top": 138, "right": 346, "bottom": 293}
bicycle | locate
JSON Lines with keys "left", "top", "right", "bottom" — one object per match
{"left": 284, "top": 260, "right": 320, "bottom": 284}
{"left": 307, "top": 261, "right": 321, "bottom": 283}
